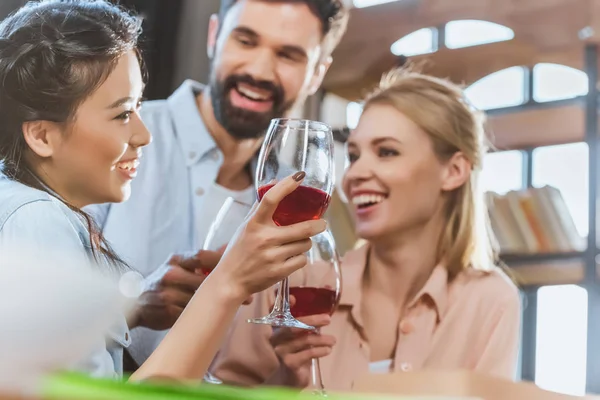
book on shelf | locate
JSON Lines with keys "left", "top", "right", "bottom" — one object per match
{"left": 486, "top": 185, "right": 586, "bottom": 256}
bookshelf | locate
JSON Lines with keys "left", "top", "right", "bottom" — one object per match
{"left": 487, "top": 186, "right": 586, "bottom": 267}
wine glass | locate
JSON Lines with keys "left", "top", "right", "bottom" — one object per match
{"left": 289, "top": 229, "right": 341, "bottom": 395}
{"left": 248, "top": 118, "right": 335, "bottom": 330}
{"left": 200, "top": 197, "right": 253, "bottom": 275}
{"left": 201, "top": 197, "right": 252, "bottom": 384}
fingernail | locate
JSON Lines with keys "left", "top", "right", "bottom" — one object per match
{"left": 293, "top": 171, "right": 306, "bottom": 182}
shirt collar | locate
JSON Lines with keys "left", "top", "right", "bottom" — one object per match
{"left": 339, "top": 243, "right": 449, "bottom": 322}
{"left": 167, "top": 79, "right": 217, "bottom": 167}
{"left": 408, "top": 263, "right": 449, "bottom": 321}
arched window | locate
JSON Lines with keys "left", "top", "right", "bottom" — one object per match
{"left": 465, "top": 66, "right": 527, "bottom": 110}
{"left": 445, "top": 20, "right": 514, "bottom": 49}
{"left": 533, "top": 63, "right": 588, "bottom": 103}
{"left": 390, "top": 27, "right": 437, "bottom": 57}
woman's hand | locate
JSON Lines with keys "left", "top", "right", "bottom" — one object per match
{"left": 208, "top": 172, "right": 327, "bottom": 304}
{"left": 267, "top": 314, "right": 335, "bottom": 387}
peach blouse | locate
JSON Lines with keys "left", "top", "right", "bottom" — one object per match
{"left": 212, "top": 244, "right": 522, "bottom": 392}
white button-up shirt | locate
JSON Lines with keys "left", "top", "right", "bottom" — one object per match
{"left": 88, "top": 79, "right": 254, "bottom": 364}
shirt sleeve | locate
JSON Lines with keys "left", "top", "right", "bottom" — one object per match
{"left": 0, "top": 200, "right": 89, "bottom": 266}
{"left": 0, "top": 200, "right": 118, "bottom": 378}
{"left": 473, "top": 290, "right": 522, "bottom": 380}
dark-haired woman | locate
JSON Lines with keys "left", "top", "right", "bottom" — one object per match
{"left": 0, "top": 0, "right": 324, "bottom": 381}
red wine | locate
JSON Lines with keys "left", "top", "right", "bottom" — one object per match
{"left": 289, "top": 287, "right": 338, "bottom": 317}
{"left": 257, "top": 184, "right": 331, "bottom": 226}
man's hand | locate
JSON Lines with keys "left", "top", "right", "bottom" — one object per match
{"left": 131, "top": 250, "right": 221, "bottom": 331}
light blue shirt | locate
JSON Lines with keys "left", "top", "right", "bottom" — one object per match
{"left": 0, "top": 174, "right": 131, "bottom": 378}
{"left": 87, "top": 80, "right": 254, "bottom": 365}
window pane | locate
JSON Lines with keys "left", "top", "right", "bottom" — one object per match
{"left": 535, "top": 285, "right": 588, "bottom": 396}
{"left": 481, "top": 150, "right": 524, "bottom": 194}
{"left": 533, "top": 63, "right": 588, "bottom": 103}
{"left": 532, "top": 142, "right": 588, "bottom": 237}
{"left": 445, "top": 20, "right": 514, "bottom": 49}
{"left": 346, "top": 102, "right": 363, "bottom": 129}
{"left": 465, "top": 67, "right": 526, "bottom": 110}
{"left": 390, "top": 27, "right": 437, "bottom": 57}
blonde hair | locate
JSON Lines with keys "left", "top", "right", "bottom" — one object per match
{"left": 362, "top": 67, "right": 497, "bottom": 279}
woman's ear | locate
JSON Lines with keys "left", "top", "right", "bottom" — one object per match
{"left": 440, "top": 152, "right": 471, "bottom": 192}
{"left": 22, "top": 121, "right": 62, "bottom": 158}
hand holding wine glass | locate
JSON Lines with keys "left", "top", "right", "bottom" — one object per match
{"left": 267, "top": 229, "right": 341, "bottom": 394}
{"left": 207, "top": 171, "right": 327, "bottom": 302}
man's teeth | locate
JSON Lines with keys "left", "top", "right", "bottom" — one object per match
{"left": 352, "top": 194, "right": 385, "bottom": 206}
{"left": 117, "top": 160, "right": 139, "bottom": 171}
{"left": 237, "top": 85, "right": 270, "bottom": 101}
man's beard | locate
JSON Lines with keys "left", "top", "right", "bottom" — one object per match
{"left": 210, "top": 72, "right": 294, "bottom": 140}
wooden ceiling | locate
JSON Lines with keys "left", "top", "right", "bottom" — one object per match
{"left": 325, "top": 0, "right": 600, "bottom": 101}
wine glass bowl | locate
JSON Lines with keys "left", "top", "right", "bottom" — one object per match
{"left": 249, "top": 118, "right": 335, "bottom": 331}
{"left": 201, "top": 197, "right": 253, "bottom": 276}
{"left": 255, "top": 118, "right": 334, "bottom": 227}
{"left": 289, "top": 230, "right": 341, "bottom": 319}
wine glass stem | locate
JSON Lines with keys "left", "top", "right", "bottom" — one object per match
{"left": 272, "top": 278, "right": 291, "bottom": 314}
{"left": 311, "top": 357, "right": 325, "bottom": 391}
{"left": 311, "top": 328, "right": 326, "bottom": 394}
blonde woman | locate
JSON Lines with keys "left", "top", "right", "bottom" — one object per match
{"left": 211, "top": 68, "right": 521, "bottom": 391}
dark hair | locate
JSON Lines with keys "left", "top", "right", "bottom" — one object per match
{"left": 218, "top": 0, "right": 349, "bottom": 59}
{"left": 0, "top": 0, "right": 144, "bottom": 269}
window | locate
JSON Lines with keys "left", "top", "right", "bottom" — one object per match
{"left": 390, "top": 27, "right": 437, "bottom": 57}
{"left": 465, "top": 67, "right": 527, "bottom": 110}
{"left": 353, "top": 0, "right": 400, "bottom": 7}
{"left": 346, "top": 102, "right": 363, "bottom": 129}
{"left": 533, "top": 63, "right": 588, "bottom": 103}
{"left": 532, "top": 142, "right": 588, "bottom": 237}
{"left": 535, "top": 285, "right": 588, "bottom": 396}
{"left": 480, "top": 150, "right": 524, "bottom": 194}
{"left": 445, "top": 20, "right": 514, "bottom": 49}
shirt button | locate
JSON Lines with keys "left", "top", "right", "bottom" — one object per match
{"left": 189, "top": 151, "right": 197, "bottom": 159}
{"left": 195, "top": 187, "right": 205, "bottom": 196}
{"left": 400, "top": 320, "right": 413, "bottom": 334}
{"left": 125, "top": 332, "right": 129, "bottom": 341}
{"left": 400, "top": 362, "right": 412, "bottom": 372}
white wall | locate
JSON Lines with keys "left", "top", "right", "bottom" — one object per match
{"left": 321, "top": 92, "right": 350, "bottom": 129}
